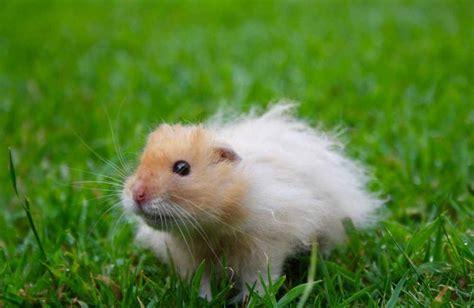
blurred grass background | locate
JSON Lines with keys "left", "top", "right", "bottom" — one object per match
{"left": 1, "top": 0, "right": 473, "bottom": 306}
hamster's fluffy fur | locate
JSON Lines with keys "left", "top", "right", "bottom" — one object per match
{"left": 121, "top": 103, "right": 381, "bottom": 300}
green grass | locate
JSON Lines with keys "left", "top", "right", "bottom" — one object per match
{"left": 1, "top": 0, "right": 473, "bottom": 306}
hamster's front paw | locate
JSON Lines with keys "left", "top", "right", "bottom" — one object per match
{"left": 198, "top": 276, "right": 212, "bottom": 301}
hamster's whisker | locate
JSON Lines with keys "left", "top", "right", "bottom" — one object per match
{"left": 195, "top": 189, "right": 244, "bottom": 211}
{"left": 170, "top": 194, "right": 240, "bottom": 231}
{"left": 156, "top": 207, "right": 165, "bottom": 232}
{"left": 52, "top": 177, "right": 123, "bottom": 192}
{"left": 170, "top": 194, "right": 232, "bottom": 222}
{"left": 76, "top": 186, "right": 123, "bottom": 193}
{"left": 171, "top": 205, "right": 223, "bottom": 268}
{"left": 170, "top": 194, "right": 266, "bottom": 246}
{"left": 110, "top": 210, "right": 131, "bottom": 247}
{"left": 202, "top": 190, "right": 301, "bottom": 226}
{"left": 89, "top": 200, "right": 124, "bottom": 237}
{"left": 73, "top": 130, "right": 129, "bottom": 179}
{"left": 72, "top": 180, "right": 124, "bottom": 188}
{"left": 82, "top": 193, "right": 121, "bottom": 206}
{"left": 168, "top": 207, "right": 197, "bottom": 265}
{"left": 104, "top": 102, "right": 130, "bottom": 175}
{"left": 180, "top": 220, "right": 200, "bottom": 266}
{"left": 67, "top": 167, "right": 125, "bottom": 184}
{"left": 158, "top": 206, "right": 170, "bottom": 234}
{"left": 73, "top": 185, "right": 122, "bottom": 196}
{"left": 171, "top": 205, "right": 209, "bottom": 242}
{"left": 171, "top": 205, "right": 212, "bottom": 245}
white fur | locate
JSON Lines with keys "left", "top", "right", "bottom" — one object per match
{"left": 214, "top": 103, "right": 380, "bottom": 239}
{"left": 128, "top": 103, "right": 381, "bottom": 299}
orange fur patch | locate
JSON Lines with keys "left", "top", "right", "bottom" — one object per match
{"left": 127, "top": 124, "right": 249, "bottom": 227}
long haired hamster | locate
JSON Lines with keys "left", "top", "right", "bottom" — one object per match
{"left": 121, "top": 103, "right": 381, "bottom": 299}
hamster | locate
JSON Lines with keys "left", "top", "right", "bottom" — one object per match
{"left": 121, "top": 103, "right": 381, "bottom": 300}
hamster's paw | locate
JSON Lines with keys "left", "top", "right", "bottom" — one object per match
{"left": 198, "top": 276, "right": 212, "bottom": 301}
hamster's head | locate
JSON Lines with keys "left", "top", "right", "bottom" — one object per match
{"left": 122, "top": 124, "right": 248, "bottom": 231}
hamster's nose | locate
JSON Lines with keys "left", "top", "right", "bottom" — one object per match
{"left": 132, "top": 185, "right": 148, "bottom": 207}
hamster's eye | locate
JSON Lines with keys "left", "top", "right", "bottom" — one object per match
{"left": 173, "top": 160, "right": 191, "bottom": 176}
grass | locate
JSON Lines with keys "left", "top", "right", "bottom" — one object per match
{"left": 1, "top": 0, "right": 473, "bottom": 306}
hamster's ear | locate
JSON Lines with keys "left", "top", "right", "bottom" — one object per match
{"left": 213, "top": 146, "right": 241, "bottom": 163}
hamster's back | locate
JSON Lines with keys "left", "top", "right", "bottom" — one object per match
{"left": 210, "top": 104, "right": 380, "bottom": 245}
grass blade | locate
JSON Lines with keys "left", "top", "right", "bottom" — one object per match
{"left": 385, "top": 227, "right": 420, "bottom": 278}
{"left": 8, "top": 148, "right": 19, "bottom": 197}
{"left": 343, "top": 285, "right": 375, "bottom": 305}
{"left": 277, "top": 281, "right": 321, "bottom": 307}
{"left": 406, "top": 217, "right": 441, "bottom": 255}
{"left": 297, "top": 241, "right": 318, "bottom": 308}
{"left": 23, "top": 199, "right": 47, "bottom": 260}
{"left": 190, "top": 261, "right": 206, "bottom": 305}
{"left": 386, "top": 274, "right": 408, "bottom": 308}
{"left": 8, "top": 148, "right": 47, "bottom": 261}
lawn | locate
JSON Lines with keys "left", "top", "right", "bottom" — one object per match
{"left": 0, "top": 0, "right": 473, "bottom": 306}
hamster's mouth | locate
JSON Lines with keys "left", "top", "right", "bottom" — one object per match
{"left": 141, "top": 213, "right": 177, "bottom": 227}
{"left": 129, "top": 197, "right": 184, "bottom": 229}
